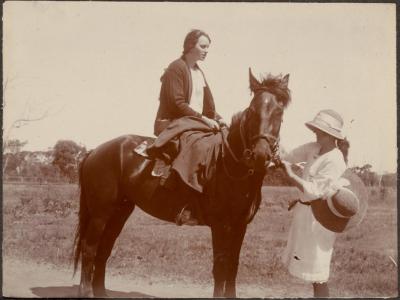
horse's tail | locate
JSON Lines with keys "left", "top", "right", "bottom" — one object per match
{"left": 72, "top": 151, "right": 92, "bottom": 277}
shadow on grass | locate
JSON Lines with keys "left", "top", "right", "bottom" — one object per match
{"left": 31, "top": 284, "right": 155, "bottom": 298}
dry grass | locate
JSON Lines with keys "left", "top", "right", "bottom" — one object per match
{"left": 2, "top": 183, "right": 397, "bottom": 297}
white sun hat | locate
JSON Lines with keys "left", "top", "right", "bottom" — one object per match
{"left": 305, "top": 109, "right": 345, "bottom": 140}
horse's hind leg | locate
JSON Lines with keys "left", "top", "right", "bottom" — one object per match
{"left": 79, "top": 215, "right": 109, "bottom": 297}
{"left": 92, "top": 200, "right": 135, "bottom": 297}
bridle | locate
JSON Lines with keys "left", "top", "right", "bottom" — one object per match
{"left": 221, "top": 89, "right": 283, "bottom": 180}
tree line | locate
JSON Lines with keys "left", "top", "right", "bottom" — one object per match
{"left": 3, "top": 139, "right": 86, "bottom": 183}
{"left": 3, "top": 139, "right": 396, "bottom": 187}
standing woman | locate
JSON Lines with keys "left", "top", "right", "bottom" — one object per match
{"left": 280, "top": 109, "right": 351, "bottom": 297}
{"left": 154, "top": 29, "right": 226, "bottom": 136}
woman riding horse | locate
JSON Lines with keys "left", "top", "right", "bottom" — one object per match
{"left": 153, "top": 29, "right": 227, "bottom": 225}
{"left": 73, "top": 69, "right": 290, "bottom": 298}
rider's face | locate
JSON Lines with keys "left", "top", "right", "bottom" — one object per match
{"left": 188, "top": 35, "right": 210, "bottom": 61}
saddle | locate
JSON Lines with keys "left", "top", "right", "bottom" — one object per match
{"left": 133, "top": 139, "right": 173, "bottom": 186}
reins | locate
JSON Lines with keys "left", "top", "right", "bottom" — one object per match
{"left": 221, "top": 127, "right": 255, "bottom": 181}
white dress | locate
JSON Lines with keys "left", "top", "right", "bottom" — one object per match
{"left": 281, "top": 142, "right": 347, "bottom": 282}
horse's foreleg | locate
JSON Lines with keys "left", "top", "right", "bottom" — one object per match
{"left": 79, "top": 216, "right": 108, "bottom": 297}
{"left": 224, "top": 223, "right": 247, "bottom": 298}
{"left": 211, "top": 223, "right": 233, "bottom": 297}
{"left": 92, "top": 201, "right": 135, "bottom": 297}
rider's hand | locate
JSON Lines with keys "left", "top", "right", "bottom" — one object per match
{"left": 202, "top": 116, "right": 220, "bottom": 130}
{"left": 217, "top": 118, "right": 228, "bottom": 128}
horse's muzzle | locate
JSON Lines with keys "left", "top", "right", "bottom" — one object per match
{"left": 252, "top": 139, "right": 272, "bottom": 171}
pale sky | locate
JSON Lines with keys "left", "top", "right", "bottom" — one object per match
{"left": 3, "top": 2, "right": 397, "bottom": 173}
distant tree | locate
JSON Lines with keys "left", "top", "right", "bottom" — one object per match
{"left": 3, "top": 139, "right": 28, "bottom": 154}
{"left": 369, "top": 172, "right": 380, "bottom": 186}
{"left": 3, "top": 139, "right": 28, "bottom": 174}
{"left": 381, "top": 173, "right": 397, "bottom": 188}
{"left": 52, "top": 140, "right": 86, "bottom": 182}
{"left": 6, "top": 152, "right": 61, "bottom": 182}
{"left": 20, "top": 161, "right": 40, "bottom": 178}
{"left": 263, "top": 165, "right": 296, "bottom": 186}
{"left": 350, "top": 164, "right": 379, "bottom": 186}
{"left": 39, "top": 163, "right": 61, "bottom": 181}
{"left": 3, "top": 153, "right": 19, "bottom": 175}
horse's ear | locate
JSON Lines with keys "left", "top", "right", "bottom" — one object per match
{"left": 282, "top": 74, "right": 290, "bottom": 88}
{"left": 249, "top": 68, "right": 260, "bottom": 92}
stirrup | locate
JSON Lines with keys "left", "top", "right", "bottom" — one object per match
{"left": 151, "top": 159, "right": 171, "bottom": 185}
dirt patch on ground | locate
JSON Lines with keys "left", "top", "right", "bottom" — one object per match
{"left": 3, "top": 256, "right": 304, "bottom": 298}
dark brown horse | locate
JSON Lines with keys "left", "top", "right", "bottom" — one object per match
{"left": 73, "top": 69, "right": 291, "bottom": 298}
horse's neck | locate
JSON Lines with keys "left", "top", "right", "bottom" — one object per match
{"left": 227, "top": 122, "right": 244, "bottom": 161}
{"left": 225, "top": 115, "right": 251, "bottom": 178}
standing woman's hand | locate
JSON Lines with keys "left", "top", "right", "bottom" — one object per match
{"left": 281, "top": 160, "right": 306, "bottom": 193}
{"left": 281, "top": 160, "right": 295, "bottom": 178}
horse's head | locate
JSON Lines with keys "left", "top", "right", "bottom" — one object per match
{"left": 240, "top": 68, "right": 291, "bottom": 172}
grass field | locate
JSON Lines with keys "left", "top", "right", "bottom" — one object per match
{"left": 2, "top": 182, "right": 398, "bottom": 297}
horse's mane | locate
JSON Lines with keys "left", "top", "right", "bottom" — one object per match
{"left": 230, "top": 111, "right": 244, "bottom": 131}
{"left": 253, "top": 73, "right": 291, "bottom": 108}
{"left": 230, "top": 73, "right": 291, "bottom": 130}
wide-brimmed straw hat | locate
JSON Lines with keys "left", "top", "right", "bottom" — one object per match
{"left": 305, "top": 109, "right": 345, "bottom": 140}
{"left": 311, "top": 169, "right": 369, "bottom": 233}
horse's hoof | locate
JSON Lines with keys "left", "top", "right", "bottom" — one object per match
{"left": 93, "top": 289, "right": 108, "bottom": 297}
{"left": 78, "top": 286, "right": 94, "bottom": 297}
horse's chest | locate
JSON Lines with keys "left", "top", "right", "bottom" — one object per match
{"left": 226, "top": 185, "right": 253, "bottom": 209}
